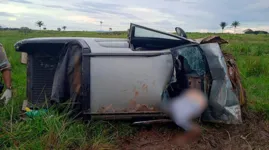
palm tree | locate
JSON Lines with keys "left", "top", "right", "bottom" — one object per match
{"left": 220, "top": 22, "right": 227, "bottom": 33}
{"left": 36, "top": 21, "right": 44, "bottom": 30}
{"left": 62, "top": 26, "right": 66, "bottom": 31}
{"left": 231, "top": 21, "right": 240, "bottom": 33}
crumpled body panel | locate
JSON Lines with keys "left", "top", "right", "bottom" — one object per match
{"left": 200, "top": 43, "right": 242, "bottom": 124}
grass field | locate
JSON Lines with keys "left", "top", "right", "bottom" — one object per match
{"left": 0, "top": 30, "right": 268, "bottom": 149}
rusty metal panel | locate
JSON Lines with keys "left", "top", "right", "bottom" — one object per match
{"left": 194, "top": 35, "right": 228, "bottom": 45}
{"left": 90, "top": 53, "right": 173, "bottom": 113}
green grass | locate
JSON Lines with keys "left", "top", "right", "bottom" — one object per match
{"left": 0, "top": 30, "right": 269, "bottom": 149}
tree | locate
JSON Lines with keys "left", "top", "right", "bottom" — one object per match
{"left": 43, "top": 27, "right": 46, "bottom": 30}
{"left": 62, "top": 26, "right": 66, "bottom": 31}
{"left": 220, "top": 22, "right": 227, "bottom": 33}
{"left": 109, "top": 28, "right": 112, "bottom": 31}
{"left": 231, "top": 21, "right": 240, "bottom": 33}
{"left": 243, "top": 29, "right": 268, "bottom": 34}
{"left": 57, "top": 28, "right": 61, "bottom": 31}
{"left": 243, "top": 29, "right": 253, "bottom": 34}
{"left": 19, "top": 27, "right": 31, "bottom": 35}
{"left": 36, "top": 21, "right": 44, "bottom": 30}
{"left": 100, "top": 21, "right": 103, "bottom": 31}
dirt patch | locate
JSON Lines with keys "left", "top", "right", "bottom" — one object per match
{"left": 118, "top": 111, "right": 269, "bottom": 150}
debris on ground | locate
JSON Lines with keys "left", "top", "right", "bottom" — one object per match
{"left": 24, "top": 107, "right": 48, "bottom": 118}
{"left": 119, "top": 111, "right": 269, "bottom": 150}
{"left": 194, "top": 35, "right": 229, "bottom": 45}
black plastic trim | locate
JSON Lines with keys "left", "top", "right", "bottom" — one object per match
{"left": 77, "top": 40, "right": 92, "bottom": 119}
{"left": 130, "top": 23, "right": 193, "bottom": 42}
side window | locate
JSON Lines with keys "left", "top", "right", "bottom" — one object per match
{"left": 176, "top": 46, "right": 206, "bottom": 76}
{"left": 134, "top": 26, "right": 179, "bottom": 40}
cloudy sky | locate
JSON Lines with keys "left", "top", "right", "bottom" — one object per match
{"left": 0, "top": 0, "right": 268, "bottom": 33}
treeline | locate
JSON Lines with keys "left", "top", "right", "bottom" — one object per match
{"left": 97, "top": 31, "right": 126, "bottom": 35}
{"left": 0, "top": 26, "right": 32, "bottom": 35}
{"left": 0, "top": 27, "right": 21, "bottom": 30}
{"left": 244, "top": 29, "right": 268, "bottom": 34}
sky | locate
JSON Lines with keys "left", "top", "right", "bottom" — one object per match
{"left": 0, "top": 0, "right": 268, "bottom": 33}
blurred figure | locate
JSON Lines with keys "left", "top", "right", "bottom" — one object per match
{"left": 164, "top": 88, "right": 207, "bottom": 145}
{"left": 0, "top": 43, "right": 12, "bottom": 105}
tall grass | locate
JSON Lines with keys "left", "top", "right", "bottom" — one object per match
{"left": 236, "top": 55, "right": 269, "bottom": 114}
{"left": 0, "top": 105, "right": 134, "bottom": 149}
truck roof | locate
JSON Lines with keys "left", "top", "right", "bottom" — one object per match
{"left": 15, "top": 36, "right": 192, "bottom": 53}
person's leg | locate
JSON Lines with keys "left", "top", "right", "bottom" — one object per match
{"left": 173, "top": 122, "right": 202, "bottom": 144}
{"left": 170, "top": 89, "right": 207, "bottom": 145}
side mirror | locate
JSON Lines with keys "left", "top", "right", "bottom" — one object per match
{"left": 175, "top": 27, "right": 187, "bottom": 38}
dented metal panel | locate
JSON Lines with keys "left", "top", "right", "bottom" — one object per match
{"left": 199, "top": 43, "right": 242, "bottom": 124}
{"left": 90, "top": 53, "right": 173, "bottom": 113}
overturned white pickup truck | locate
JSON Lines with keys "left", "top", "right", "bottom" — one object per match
{"left": 15, "top": 23, "right": 245, "bottom": 124}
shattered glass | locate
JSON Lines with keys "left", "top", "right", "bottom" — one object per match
{"left": 176, "top": 46, "right": 206, "bottom": 76}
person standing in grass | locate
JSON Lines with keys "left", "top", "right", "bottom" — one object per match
{"left": 0, "top": 43, "right": 12, "bottom": 105}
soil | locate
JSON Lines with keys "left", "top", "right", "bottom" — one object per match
{"left": 118, "top": 111, "right": 269, "bottom": 150}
